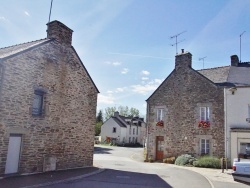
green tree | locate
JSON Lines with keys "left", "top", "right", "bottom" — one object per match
{"left": 103, "top": 106, "right": 140, "bottom": 120}
{"left": 95, "top": 110, "right": 103, "bottom": 136}
{"left": 96, "top": 110, "right": 103, "bottom": 123}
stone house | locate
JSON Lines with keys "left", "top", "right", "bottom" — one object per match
{"left": 146, "top": 49, "right": 225, "bottom": 161}
{"left": 146, "top": 50, "right": 250, "bottom": 162}
{"left": 100, "top": 112, "right": 146, "bottom": 146}
{"left": 0, "top": 20, "right": 99, "bottom": 175}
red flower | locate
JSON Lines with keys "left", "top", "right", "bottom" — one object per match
{"left": 198, "top": 121, "right": 210, "bottom": 128}
{"left": 156, "top": 120, "right": 164, "bottom": 126}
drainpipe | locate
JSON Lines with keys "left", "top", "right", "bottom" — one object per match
{"left": 146, "top": 102, "right": 150, "bottom": 161}
{"left": 224, "top": 88, "right": 228, "bottom": 166}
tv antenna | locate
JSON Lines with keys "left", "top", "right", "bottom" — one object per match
{"left": 199, "top": 56, "right": 207, "bottom": 69}
{"left": 48, "top": 0, "right": 54, "bottom": 23}
{"left": 170, "top": 31, "right": 186, "bottom": 54}
{"left": 240, "top": 31, "right": 246, "bottom": 63}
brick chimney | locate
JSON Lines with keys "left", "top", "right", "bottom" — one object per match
{"left": 47, "top": 20, "right": 73, "bottom": 47}
{"left": 231, "top": 55, "right": 239, "bottom": 67}
{"left": 175, "top": 49, "right": 192, "bottom": 70}
{"left": 114, "top": 111, "right": 119, "bottom": 117}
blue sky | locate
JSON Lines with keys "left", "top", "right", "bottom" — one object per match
{"left": 1, "top": 0, "right": 250, "bottom": 117}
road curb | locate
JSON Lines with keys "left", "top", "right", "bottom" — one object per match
{"left": 20, "top": 168, "right": 106, "bottom": 188}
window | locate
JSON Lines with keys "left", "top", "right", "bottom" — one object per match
{"left": 133, "top": 128, "right": 135, "bottom": 135}
{"left": 156, "top": 108, "right": 164, "bottom": 121}
{"left": 32, "top": 90, "right": 44, "bottom": 116}
{"left": 113, "top": 127, "right": 116, "bottom": 133}
{"left": 136, "top": 127, "right": 138, "bottom": 135}
{"left": 200, "top": 107, "right": 210, "bottom": 121}
{"left": 200, "top": 139, "right": 210, "bottom": 155}
{"left": 132, "top": 137, "right": 135, "bottom": 143}
{"left": 129, "top": 127, "right": 131, "bottom": 134}
{"left": 129, "top": 137, "right": 131, "bottom": 143}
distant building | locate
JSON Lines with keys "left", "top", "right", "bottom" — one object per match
{"left": 146, "top": 49, "right": 250, "bottom": 162}
{"left": 100, "top": 112, "right": 146, "bottom": 146}
{"left": 0, "top": 20, "right": 99, "bottom": 175}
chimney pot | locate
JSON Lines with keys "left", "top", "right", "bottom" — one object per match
{"left": 181, "top": 49, "right": 184, "bottom": 53}
{"left": 231, "top": 55, "right": 239, "bottom": 67}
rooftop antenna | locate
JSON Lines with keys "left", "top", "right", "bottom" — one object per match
{"left": 48, "top": 0, "right": 54, "bottom": 23}
{"left": 240, "top": 31, "right": 246, "bottom": 63}
{"left": 199, "top": 56, "right": 207, "bottom": 69}
{"left": 170, "top": 31, "right": 186, "bottom": 54}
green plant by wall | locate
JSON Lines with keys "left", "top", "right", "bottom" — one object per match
{"left": 175, "top": 154, "right": 197, "bottom": 166}
{"left": 193, "top": 156, "right": 221, "bottom": 169}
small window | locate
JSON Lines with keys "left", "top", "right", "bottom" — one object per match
{"left": 129, "top": 127, "right": 131, "bottom": 134}
{"left": 129, "top": 137, "right": 131, "bottom": 143}
{"left": 200, "top": 107, "right": 210, "bottom": 121}
{"left": 156, "top": 108, "right": 164, "bottom": 121}
{"left": 136, "top": 127, "right": 138, "bottom": 135}
{"left": 200, "top": 139, "right": 210, "bottom": 155}
{"left": 113, "top": 127, "right": 116, "bottom": 133}
{"left": 32, "top": 90, "right": 44, "bottom": 116}
{"left": 133, "top": 128, "right": 135, "bottom": 135}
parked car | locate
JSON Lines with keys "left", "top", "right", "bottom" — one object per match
{"left": 232, "top": 158, "right": 250, "bottom": 185}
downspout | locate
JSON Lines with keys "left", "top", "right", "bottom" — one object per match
{"left": 224, "top": 88, "right": 228, "bottom": 161}
{"left": 146, "top": 101, "right": 150, "bottom": 161}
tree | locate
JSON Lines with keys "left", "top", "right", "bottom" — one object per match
{"left": 103, "top": 106, "right": 140, "bottom": 120}
{"left": 95, "top": 110, "right": 103, "bottom": 136}
{"left": 96, "top": 110, "right": 103, "bottom": 123}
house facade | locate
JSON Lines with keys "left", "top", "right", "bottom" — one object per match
{"left": 0, "top": 20, "right": 99, "bottom": 175}
{"left": 146, "top": 50, "right": 225, "bottom": 161}
{"left": 100, "top": 112, "right": 146, "bottom": 145}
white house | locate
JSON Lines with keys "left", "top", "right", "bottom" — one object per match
{"left": 100, "top": 112, "right": 146, "bottom": 146}
{"left": 225, "top": 87, "right": 250, "bottom": 163}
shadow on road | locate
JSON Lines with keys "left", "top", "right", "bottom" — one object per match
{"left": 84, "top": 168, "right": 172, "bottom": 187}
{"left": 94, "top": 146, "right": 113, "bottom": 154}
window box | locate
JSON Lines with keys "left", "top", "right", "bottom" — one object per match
{"left": 156, "top": 120, "right": 164, "bottom": 126}
{"left": 198, "top": 121, "right": 210, "bottom": 128}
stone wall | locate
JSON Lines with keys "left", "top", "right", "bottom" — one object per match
{"left": 0, "top": 40, "right": 98, "bottom": 175}
{"left": 146, "top": 52, "right": 224, "bottom": 160}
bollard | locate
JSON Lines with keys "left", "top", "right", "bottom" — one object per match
{"left": 221, "top": 157, "right": 224, "bottom": 173}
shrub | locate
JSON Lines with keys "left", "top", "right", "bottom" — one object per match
{"left": 163, "top": 157, "right": 176, "bottom": 164}
{"left": 193, "top": 156, "right": 221, "bottom": 169}
{"left": 175, "top": 154, "right": 197, "bottom": 166}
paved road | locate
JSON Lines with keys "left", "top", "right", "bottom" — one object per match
{"left": 46, "top": 145, "right": 249, "bottom": 188}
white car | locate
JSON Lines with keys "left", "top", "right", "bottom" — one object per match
{"left": 232, "top": 158, "right": 250, "bottom": 184}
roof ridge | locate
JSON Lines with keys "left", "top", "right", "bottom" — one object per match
{"left": 0, "top": 38, "right": 48, "bottom": 50}
{"left": 197, "top": 65, "right": 230, "bottom": 71}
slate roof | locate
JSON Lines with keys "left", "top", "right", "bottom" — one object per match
{"left": 111, "top": 115, "right": 144, "bottom": 128}
{"left": 197, "top": 63, "right": 250, "bottom": 87}
{"left": 0, "top": 39, "right": 50, "bottom": 59}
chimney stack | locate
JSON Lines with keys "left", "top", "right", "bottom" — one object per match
{"left": 231, "top": 55, "right": 239, "bottom": 67}
{"left": 47, "top": 20, "right": 73, "bottom": 47}
{"left": 175, "top": 49, "right": 192, "bottom": 70}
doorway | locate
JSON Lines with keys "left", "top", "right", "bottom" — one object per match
{"left": 5, "top": 134, "right": 22, "bottom": 174}
{"left": 156, "top": 136, "right": 164, "bottom": 160}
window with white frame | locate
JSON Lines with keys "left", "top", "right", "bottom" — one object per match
{"left": 136, "top": 127, "right": 138, "bottom": 135}
{"left": 133, "top": 128, "right": 135, "bottom": 135}
{"left": 156, "top": 108, "right": 164, "bottom": 121}
{"left": 129, "top": 137, "right": 131, "bottom": 143}
{"left": 200, "top": 107, "right": 210, "bottom": 121}
{"left": 200, "top": 139, "right": 210, "bottom": 155}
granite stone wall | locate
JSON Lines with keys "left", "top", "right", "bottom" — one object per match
{"left": 146, "top": 52, "right": 224, "bottom": 160}
{"left": 0, "top": 39, "right": 98, "bottom": 175}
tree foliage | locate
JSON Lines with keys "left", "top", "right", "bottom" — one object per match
{"left": 104, "top": 106, "right": 140, "bottom": 120}
{"left": 95, "top": 110, "right": 103, "bottom": 136}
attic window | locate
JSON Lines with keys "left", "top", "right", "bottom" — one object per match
{"left": 113, "top": 127, "right": 116, "bottom": 133}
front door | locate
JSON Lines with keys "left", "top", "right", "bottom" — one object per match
{"left": 156, "top": 136, "right": 164, "bottom": 161}
{"left": 5, "top": 134, "right": 22, "bottom": 174}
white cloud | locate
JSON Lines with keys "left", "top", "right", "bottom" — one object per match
{"left": 97, "top": 94, "right": 115, "bottom": 104}
{"left": 131, "top": 79, "right": 163, "bottom": 94}
{"left": 105, "top": 61, "right": 122, "bottom": 66}
{"left": 115, "top": 87, "right": 127, "bottom": 93}
{"left": 141, "top": 77, "right": 149, "bottom": 80}
{"left": 107, "top": 90, "right": 113, "bottom": 94}
{"left": 24, "top": 11, "right": 30, "bottom": 16}
{"left": 141, "top": 70, "right": 150, "bottom": 75}
{"left": 121, "top": 68, "right": 129, "bottom": 74}
{"left": 0, "top": 16, "right": 6, "bottom": 21}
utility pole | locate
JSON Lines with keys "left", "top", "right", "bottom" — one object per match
{"left": 170, "top": 31, "right": 186, "bottom": 54}
{"left": 240, "top": 31, "right": 246, "bottom": 63}
{"left": 199, "top": 56, "right": 207, "bottom": 69}
{"left": 48, "top": 0, "right": 54, "bottom": 23}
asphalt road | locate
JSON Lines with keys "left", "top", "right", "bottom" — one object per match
{"left": 46, "top": 145, "right": 249, "bottom": 188}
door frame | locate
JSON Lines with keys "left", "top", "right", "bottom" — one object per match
{"left": 156, "top": 136, "right": 164, "bottom": 161}
{"left": 5, "top": 134, "right": 22, "bottom": 174}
